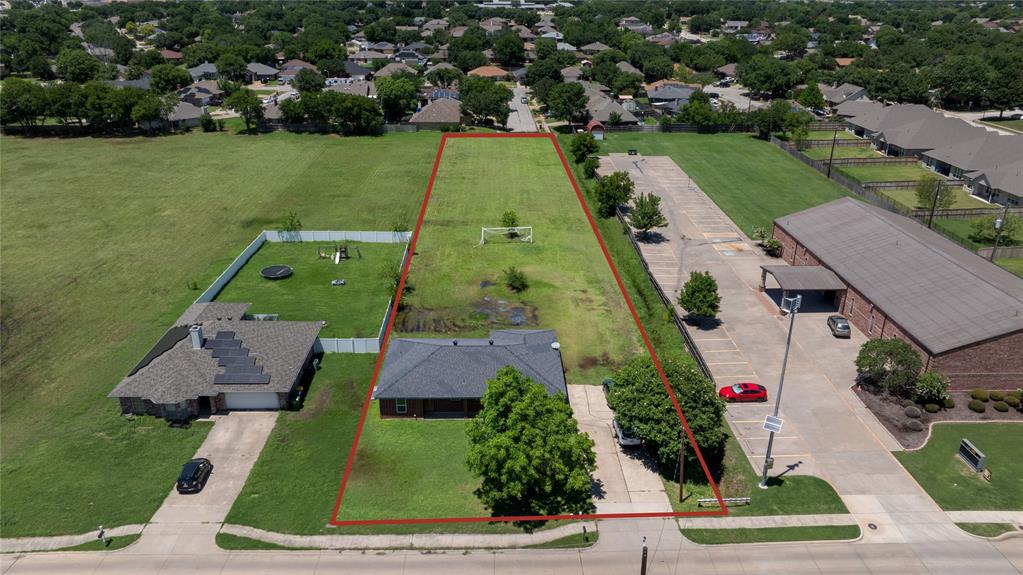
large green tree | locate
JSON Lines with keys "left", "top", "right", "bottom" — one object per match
{"left": 594, "top": 171, "right": 634, "bottom": 218}
{"left": 546, "top": 82, "right": 587, "bottom": 123}
{"left": 293, "top": 68, "right": 326, "bottom": 93}
{"left": 914, "top": 173, "right": 955, "bottom": 211}
{"left": 0, "top": 78, "right": 48, "bottom": 127}
{"left": 855, "top": 338, "right": 923, "bottom": 397}
{"left": 216, "top": 53, "right": 247, "bottom": 82}
{"left": 738, "top": 56, "right": 799, "bottom": 98}
{"left": 466, "top": 367, "right": 596, "bottom": 530}
{"left": 569, "top": 132, "right": 599, "bottom": 163}
{"left": 375, "top": 75, "right": 419, "bottom": 121}
{"left": 493, "top": 31, "right": 525, "bottom": 67}
{"left": 677, "top": 271, "right": 721, "bottom": 320}
{"left": 55, "top": 49, "right": 101, "bottom": 83}
{"left": 150, "top": 64, "right": 192, "bottom": 94}
{"left": 225, "top": 88, "right": 264, "bottom": 131}
{"left": 460, "top": 75, "right": 512, "bottom": 126}
{"left": 426, "top": 66, "right": 464, "bottom": 88}
{"left": 932, "top": 55, "right": 991, "bottom": 109}
{"left": 628, "top": 193, "right": 668, "bottom": 239}
{"left": 608, "top": 356, "right": 727, "bottom": 472}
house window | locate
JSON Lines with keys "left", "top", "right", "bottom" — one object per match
{"left": 129, "top": 398, "right": 146, "bottom": 413}
{"left": 395, "top": 399, "right": 408, "bottom": 414}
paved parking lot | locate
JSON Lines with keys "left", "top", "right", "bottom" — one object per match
{"left": 567, "top": 385, "right": 671, "bottom": 514}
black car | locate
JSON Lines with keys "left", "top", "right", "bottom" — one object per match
{"left": 176, "top": 458, "right": 212, "bottom": 494}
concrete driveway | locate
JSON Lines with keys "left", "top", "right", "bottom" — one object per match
{"left": 567, "top": 385, "right": 671, "bottom": 514}
{"left": 506, "top": 85, "right": 537, "bottom": 133}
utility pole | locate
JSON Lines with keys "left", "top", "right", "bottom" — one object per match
{"left": 989, "top": 203, "right": 1011, "bottom": 262}
{"left": 640, "top": 536, "right": 648, "bottom": 575}
{"left": 760, "top": 294, "right": 801, "bottom": 489}
{"left": 677, "top": 428, "right": 685, "bottom": 503}
{"left": 826, "top": 128, "right": 838, "bottom": 178}
{"left": 927, "top": 179, "right": 942, "bottom": 229}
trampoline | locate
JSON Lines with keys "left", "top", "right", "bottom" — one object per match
{"left": 260, "top": 265, "right": 293, "bottom": 280}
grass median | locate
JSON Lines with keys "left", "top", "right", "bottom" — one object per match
{"left": 682, "top": 525, "right": 860, "bottom": 545}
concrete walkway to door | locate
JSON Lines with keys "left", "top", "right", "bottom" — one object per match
{"left": 598, "top": 153, "right": 978, "bottom": 548}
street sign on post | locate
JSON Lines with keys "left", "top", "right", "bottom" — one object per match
{"left": 763, "top": 415, "right": 784, "bottom": 434}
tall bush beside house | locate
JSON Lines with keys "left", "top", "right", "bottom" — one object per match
{"left": 855, "top": 338, "right": 922, "bottom": 397}
{"left": 914, "top": 371, "right": 950, "bottom": 405}
{"left": 677, "top": 271, "right": 721, "bottom": 320}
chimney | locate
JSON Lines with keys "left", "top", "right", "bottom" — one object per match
{"left": 189, "top": 324, "right": 203, "bottom": 349}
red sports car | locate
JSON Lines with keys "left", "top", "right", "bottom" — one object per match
{"left": 718, "top": 383, "right": 768, "bottom": 403}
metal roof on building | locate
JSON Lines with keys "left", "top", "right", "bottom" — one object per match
{"left": 775, "top": 198, "right": 1023, "bottom": 354}
{"left": 761, "top": 265, "right": 846, "bottom": 292}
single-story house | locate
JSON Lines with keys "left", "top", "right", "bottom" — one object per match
{"left": 583, "top": 82, "right": 639, "bottom": 125}
{"left": 166, "top": 101, "right": 204, "bottom": 128}
{"left": 374, "top": 330, "right": 567, "bottom": 418}
{"left": 409, "top": 98, "right": 464, "bottom": 129}
{"left": 580, "top": 41, "right": 611, "bottom": 54}
{"left": 370, "top": 41, "right": 396, "bottom": 55}
{"left": 326, "top": 80, "right": 377, "bottom": 98}
{"left": 468, "top": 65, "right": 508, "bottom": 79}
{"left": 344, "top": 60, "right": 374, "bottom": 81}
{"left": 107, "top": 75, "right": 152, "bottom": 90}
{"left": 561, "top": 65, "right": 583, "bottom": 82}
{"left": 714, "top": 63, "right": 737, "bottom": 78}
{"left": 818, "top": 82, "right": 868, "bottom": 107}
{"left": 351, "top": 50, "right": 389, "bottom": 66}
{"left": 921, "top": 133, "right": 1023, "bottom": 205}
{"left": 161, "top": 49, "right": 183, "bottom": 63}
{"left": 109, "top": 303, "right": 321, "bottom": 420}
{"left": 420, "top": 86, "right": 459, "bottom": 103}
{"left": 279, "top": 59, "right": 318, "bottom": 83}
{"left": 648, "top": 84, "right": 697, "bottom": 113}
{"left": 246, "top": 62, "right": 279, "bottom": 83}
{"left": 179, "top": 80, "right": 224, "bottom": 107}
{"left": 616, "top": 61, "right": 642, "bottom": 76}
{"left": 188, "top": 62, "right": 218, "bottom": 82}
{"left": 770, "top": 198, "right": 1023, "bottom": 389}
{"left": 393, "top": 49, "right": 425, "bottom": 66}
{"left": 375, "top": 61, "right": 418, "bottom": 78}
{"left": 722, "top": 20, "right": 749, "bottom": 34}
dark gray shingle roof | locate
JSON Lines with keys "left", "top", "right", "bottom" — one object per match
{"left": 374, "top": 330, "right": 566, "bottom": 399}
{"left": 775, "top": 198, "right": 1023, "bottom": 354}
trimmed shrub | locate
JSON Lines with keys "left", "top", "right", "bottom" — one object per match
{"left": 904, "top": 406, "right": 922, "bottom": 418}
{"left": 1007, "top": 390, "right": 1021, "bottom": 400}
{"left": 901, "top": 399, "right": 916, "bottom": 408}
{"left": 943, "top": 397, "right": 955, "bottom": 409}
{"left": 989, "top": 391, "right": 1005, "bottom": 402}
{"left": 924, "top": 403, "right": 940, "bottom": 414}
{"left": 906, "top": 419, "right": 925, "bottom": 432}
{"left": 1005, "top": 396, "right": 1021, "bottom": 408}
{"left": 582, "top": 157, "right": 599, "bottom": 179}
{"left": 503, "top": 266, "right": 528, "bottom": 293}
{"left": 968, "top": 399, "right": 986, "bottom": 413}
{"left": 993, "top": 401, "right": 1009, "bottom": 412}
{"left": 971, "top": 388, "right": 989, "bottom": 402}
{"left": 914, "top": 371, "right": 950, "bottom": 404}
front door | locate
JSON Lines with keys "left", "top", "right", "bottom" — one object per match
{"left": 161, "top": 401, "right": 190, "bottom": 420}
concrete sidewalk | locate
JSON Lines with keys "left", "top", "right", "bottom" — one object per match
{"left": 222, "top": 521, "right": 599, "bottom": 550}
{"left": 0, "top": 524, "right": 146, "bottom": 554}
{"left": 678, "top": 514, "right": 857, "bottom": 529}
{"left": 946, "top": 511, "right": 1023, "bottom": 524}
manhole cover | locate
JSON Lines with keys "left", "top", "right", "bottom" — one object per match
{"left": 868, "top": 523, "right": 878, "bottom": 530}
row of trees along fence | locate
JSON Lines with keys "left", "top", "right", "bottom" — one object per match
{"left": 257, "top": 121, "right": 417, "bottom": 134}
{"left": 611, "top": 207, "right": 716, "bottom": 383}
{"left": 605, "top": 123, "right": 752, "bottom": 133}
{"left": 1, "top": 123, "right": 175, "bottom": 137}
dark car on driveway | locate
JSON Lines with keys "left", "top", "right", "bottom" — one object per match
{"left": 718, "top": 382, "right": 768, "bottom": 403}
{"left": 176, "top": 458, "right": 212, "bottom": 494}
{"left": 827, "top": 314, "right": 851, "bottom": 338}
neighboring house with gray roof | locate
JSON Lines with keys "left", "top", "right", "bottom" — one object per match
{"left": 188, "top": 61, "right": 219, "bottom": 81}
{"left": 109, "top": 303, "right": 321, "bottom": 420}
{"left": 818, "top": 82, "right": 868, "bottom": 107}
{"left": 409, "top": 97, "right": 464, "bottom": 129}
{"left": 772, "top": 198, "right": 1023, "bottom": 389}
{"left": 874, "top": 114, "right": 987, "bottom": 157}
{"left": 583, "top": 82, "right": 639, "bottom": 124}
{"left": 374, "top": 330, "right": 567, "bottom": 418}
{"left": 374, "top": 61, "right": 418, "bottom": 78}
{"left": 648, "top": 84, "right": 697, "bottom": 112}
{"left": 245, "top": 62, "right": 279, "bottom": 83}
{"left": 922, "top": 133, "right": 1023, "bottom": 206}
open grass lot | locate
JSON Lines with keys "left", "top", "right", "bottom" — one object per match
{"left": 216, "top": 532, "right": 315, "bottom": 551}
{"left": 585, "top": 132, "right": 856, "bottom": 236}
{"left": 882, "top": 188, "right": 992, "bottom": 210}
{"left": 995, "top": 258, "right": 1023, "bottom": 278}
{"left": 805, "top": 130, "right": 858, "bottom": 140}
{"left": 836, "top": 163, "right": 934, "bottom": 183}
{"left": 336, "top": 401, "right": 544, "bottom": 534}
{"left": 682, "top": 525, "right": 860, "bottom": 545}
{"left": 979, "top": 118, "right": 1023, "bottom": 134}
{"left": 894, "top": 423, "right": 1023, "bottom": 511}
{"left": 214, "top": 242, "right": 404, "bottom": 337}
{"left": 801, "top": 145, "right": 878, "bottom": 160}
{"left": 396, "top": 137, "right": 643, "bottom": 384}
{"left": 662, "top": 435, "right": 848, "bottom": 516}
{"left": 0, "top": 130, "right": 439, "bottom": 536}
{"left": 933, "top": 217, "right": 987, "bottom": 249}
{"left": 224, "top": 354, "right": 377, "bottom": 535}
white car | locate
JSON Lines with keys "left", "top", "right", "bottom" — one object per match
{"left": 612, "top": 418, "right": 641, "bottom": 447}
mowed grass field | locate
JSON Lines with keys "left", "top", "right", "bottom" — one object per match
{"left": 882, "top": 188, "right": 991, "bottom": 210}
{"left": 837, "top": 163, "right": 934, "bottom": 183}
{"left": 801, "top": 145, "right": 878, "bottom": 160}
{"left": 587, "top": 132, "right": 856, "bottom": 236}
{"left": 396, "top": 137, "right": 643, "bottom": 384}
{"left": 214, "top": 242, "right": 405, "bottom": 338}
{"left": 0, "top": 130, "right": 439, "bottom": 536}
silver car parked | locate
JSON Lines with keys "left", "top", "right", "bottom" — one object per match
{"left": 827, "top": 314, "right": 851, "bottom": 338}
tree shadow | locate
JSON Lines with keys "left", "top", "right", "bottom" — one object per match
{"left": 636, "top": 230, "right": 668, "bottom": 244}
{"left": 685, "top": 315, "right": 723, "bottom": 330}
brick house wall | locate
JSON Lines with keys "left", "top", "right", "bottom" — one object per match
{"left": 772, "top": 223, "right": 1022, "bottom": 390}
{"left": 379, "top": 398, "right": 483, "bottom": 418}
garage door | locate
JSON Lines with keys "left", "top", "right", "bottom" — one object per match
{"left": 224, "top": 392, "right": 280, "bottom": 410}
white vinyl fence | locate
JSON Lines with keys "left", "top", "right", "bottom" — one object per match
{"left": 195, "top": 230, "right": 411, "bottom": 354}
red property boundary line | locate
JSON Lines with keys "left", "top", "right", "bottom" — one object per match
{"left": 330, "top": 132, "right": 727, "bottom": 526}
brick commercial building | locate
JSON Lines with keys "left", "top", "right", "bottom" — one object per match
{"left": 767, "top": 198, "right": 1023, "bottom": 389}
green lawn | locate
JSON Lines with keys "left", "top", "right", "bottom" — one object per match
{"left": 682, "top": 525, "right": 860, "bottom": 545}
{"left": 662, "top": 435, "right": 848, "bottom": 516}
{"left": 216, "top": 532, "right": 316, "bottom": 551}
{"left": 523, "top": 530, "right": 598, "bottom": 549}
{"left": 996, "top": 258, "right": 1023, "bottom": 278}
{"left": 225, "top": 354, "right": 377, "bottom": 535}
{"left": 802, "top": 146, "right": 878, "bottom": 160}
{"left": 805, "top": 130, "right": 858, "bottom": 140}
{"left": 0, "top": 130, "right": 439, "bottom": 536}
{"left": 397, "top": 137, "right": 643, "bottom": 384}
{"left": 956, "top": 523, "right": 1018, "bottom": 538}
{"left": 585, "top": 132, "right": 856, "bottom": 236}
{"left": 882, "top": 189, "right": 992, "bottom": 210}
{"left": 214, "top": 242, "right": 404, "bottom": 338}
{"left": 979, "top": 119, "right": 1023, "bottom": 134}
{"left": 837, "top": 163, "right": 933, "bottom": 183}
{"left": 933, "top": 218, "right": 987, "bottom": 249}
{"left": 894, "top": 423, "right": 1023, "bottom": 511}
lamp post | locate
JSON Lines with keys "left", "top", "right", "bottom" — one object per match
{"left": 640, "top": 536, "right": 648, "bottom": 575}
{"left": 988, "top": 203, "right": 1010, "bottom": 262}
{"left": 759, "top": 294, "right": 801, "bottom": 489}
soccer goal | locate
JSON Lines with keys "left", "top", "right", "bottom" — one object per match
{"left": 476, "top": 226, "right": 534, "bottom": 246}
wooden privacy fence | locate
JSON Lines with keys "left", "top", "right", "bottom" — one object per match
{"left": 978, "top": 245, "right": 1023, "bottom": 259}
{"left": 912, "top": 206, "right": 1023, "bottom": 221}
{"left": 606, "top": 123, "right": 752, "bottom": 133}
{"left": 613, "top": 210, "right": 715, "bottom": 383}
{"left": 807, "top": 122, "right": 847, "bottom": 130}
{"left": 801, "top": 139, "right": 872, "bottom": 148}
{"left": 823, "top": 156, "right": 919, "bottom": 167}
